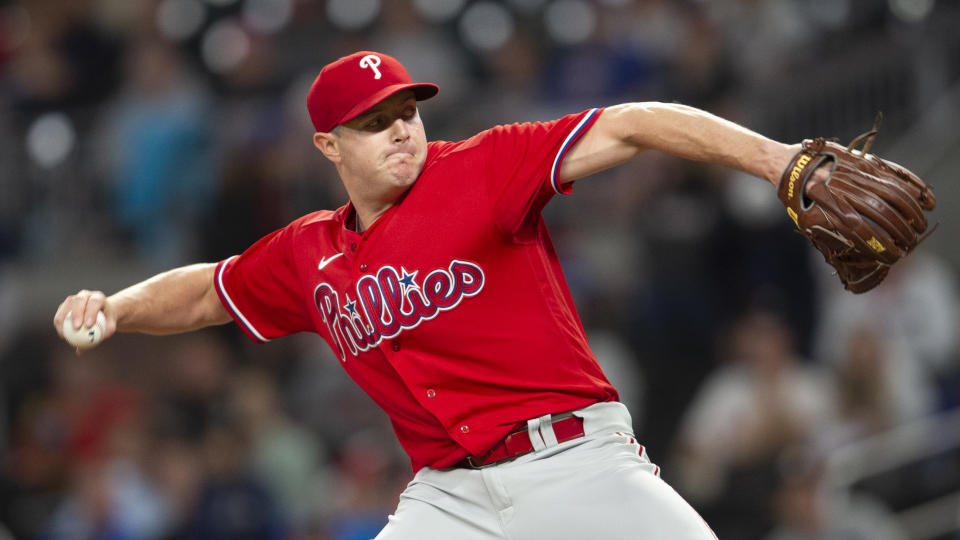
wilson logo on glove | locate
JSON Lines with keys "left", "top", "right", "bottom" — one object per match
{"left": 786, "top": 154, "right": 811, "bottom": 201}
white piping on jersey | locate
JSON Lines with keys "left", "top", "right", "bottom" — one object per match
{"left": 550, "top": 107, "right": 601, "bottom": 194}
{"left": 217, "top": 255, "right": 270, "bottom": 343}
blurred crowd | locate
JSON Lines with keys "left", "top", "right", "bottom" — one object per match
{"left": 2, "top": 0, "right": 960, "bottom": 539}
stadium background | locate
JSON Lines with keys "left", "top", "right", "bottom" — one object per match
{"left": 1, "top": 0, "right": 959, "bottom": 538}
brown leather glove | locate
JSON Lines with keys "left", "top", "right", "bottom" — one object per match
{"left": 778, "top": 116, "right": 936, "bottom": 293}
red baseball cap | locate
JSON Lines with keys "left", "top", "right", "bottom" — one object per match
{"left": 307, "top": 51, "right": 439, "bottom": 133}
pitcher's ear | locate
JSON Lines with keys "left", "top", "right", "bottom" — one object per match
{"left": 314, "top": 131, "right": 341, "bottom": 163}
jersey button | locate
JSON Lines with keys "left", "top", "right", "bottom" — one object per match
{"left": 350, "top": 243, "right": 357, "bottom": 251}
{"left": 391, "top": 341, "right": 401, "bottom": 352}
{"left": 426, "top": 389, "right": 436, "bottom": 399}
{"left": 359, "top": 263, "right": 368, "bottom": 271}
{"left": 460, "top": 425, "right": 470, "bottom": 434}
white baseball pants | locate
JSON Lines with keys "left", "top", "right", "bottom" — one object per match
{"left": 374, "top": 402, "right": 717, "bottom": 540}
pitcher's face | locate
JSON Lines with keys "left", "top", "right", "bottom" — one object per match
{"left": 331, "top": 91, "right": 428, "bottom": 196}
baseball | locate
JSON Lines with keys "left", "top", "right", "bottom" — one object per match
{"left": 61, "top": 311, "right": 106, "bottom": 349}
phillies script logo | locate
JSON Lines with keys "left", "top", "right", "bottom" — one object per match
{"left": 314, "top": 260, "right": 485, "bottom": 361}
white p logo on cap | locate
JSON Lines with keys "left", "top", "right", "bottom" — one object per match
{"left": 359, "top": 54, "right": 382, "bottom": 80}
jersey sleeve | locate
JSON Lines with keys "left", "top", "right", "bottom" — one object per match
{"left": 482, "top": 108, "right": 602, "bottom": 237}
{"left": 214, "top": 223, "right": 313, "bottom": 342}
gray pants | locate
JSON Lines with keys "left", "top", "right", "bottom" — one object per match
{"left": 375, "top": 402, "right": 717, "bottom": 540}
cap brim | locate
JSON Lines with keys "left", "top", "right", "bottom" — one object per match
{"left": 337, "top": 83, "right": 439, "bottom": 129}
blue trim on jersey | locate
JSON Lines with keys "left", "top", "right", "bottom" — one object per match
{"left": 216, "top": 256, "right": 270, "bottom": 343}
{"left": 550, "top": 107, "right": 600, "bottom": 194}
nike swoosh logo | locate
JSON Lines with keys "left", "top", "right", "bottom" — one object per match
{"left": 317, "top": 252, "right": 344, "bottom": 271}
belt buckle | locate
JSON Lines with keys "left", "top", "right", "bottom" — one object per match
{"left": 463, "top": 454, "right": 515, "bottom": 469}
{"left": 463, "top": 455, "right": 488, "bottom": 469}
{"left": 463, "top": 429, "right": 524, "bottom": 469}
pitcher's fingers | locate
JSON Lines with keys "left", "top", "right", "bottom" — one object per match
{"left": 83, "top": 292, "right": 107, "bottom": 328}
{"left": 74, "top": 291, "right": 93, "bottom": 329}
{"left": 55, "top": 290, "right": 97, "bottom": 332}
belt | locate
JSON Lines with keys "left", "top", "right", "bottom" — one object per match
{"left": 456, "top": 412, "right": 585, "bottom": 469}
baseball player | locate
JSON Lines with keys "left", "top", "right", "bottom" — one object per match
{"left": 53, "top": 51, "right": 929, "bottom": 539}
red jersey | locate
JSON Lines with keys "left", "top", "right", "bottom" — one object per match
{"left": 215, "top": 108, "right": 618, "bottom": 471}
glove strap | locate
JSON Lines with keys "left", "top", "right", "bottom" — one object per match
{"left": 778, "top": 144, "right": 822, "bottom": 225}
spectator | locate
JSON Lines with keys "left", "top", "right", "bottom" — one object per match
{"left": 672, "top": 307, "right": 834, "bottom": 538}
{"left": 765, "top": 447, "right": 908, "bottom": 540}
{"left": 100, "top": 37, "right": 215, "bottom": 268}
{"left": 229, "top": 368, "right": 329, "bottom": 534}
{"left": 42, "top": 458, "right": 168, "bottom": 540}
{"left": 41, "top": 352, "right": 168, "bottom": 540}
{"left": 814, "top": 323, "right": 934, "bottom": 457}
{"left": 174, "top": 419, "right": 288, "bottom": 540}
{"left": 813, "top": 252, "right": 959, "bottom": 410}
{"left": 325, "top": 429, "right": 409, "bottom": 540}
